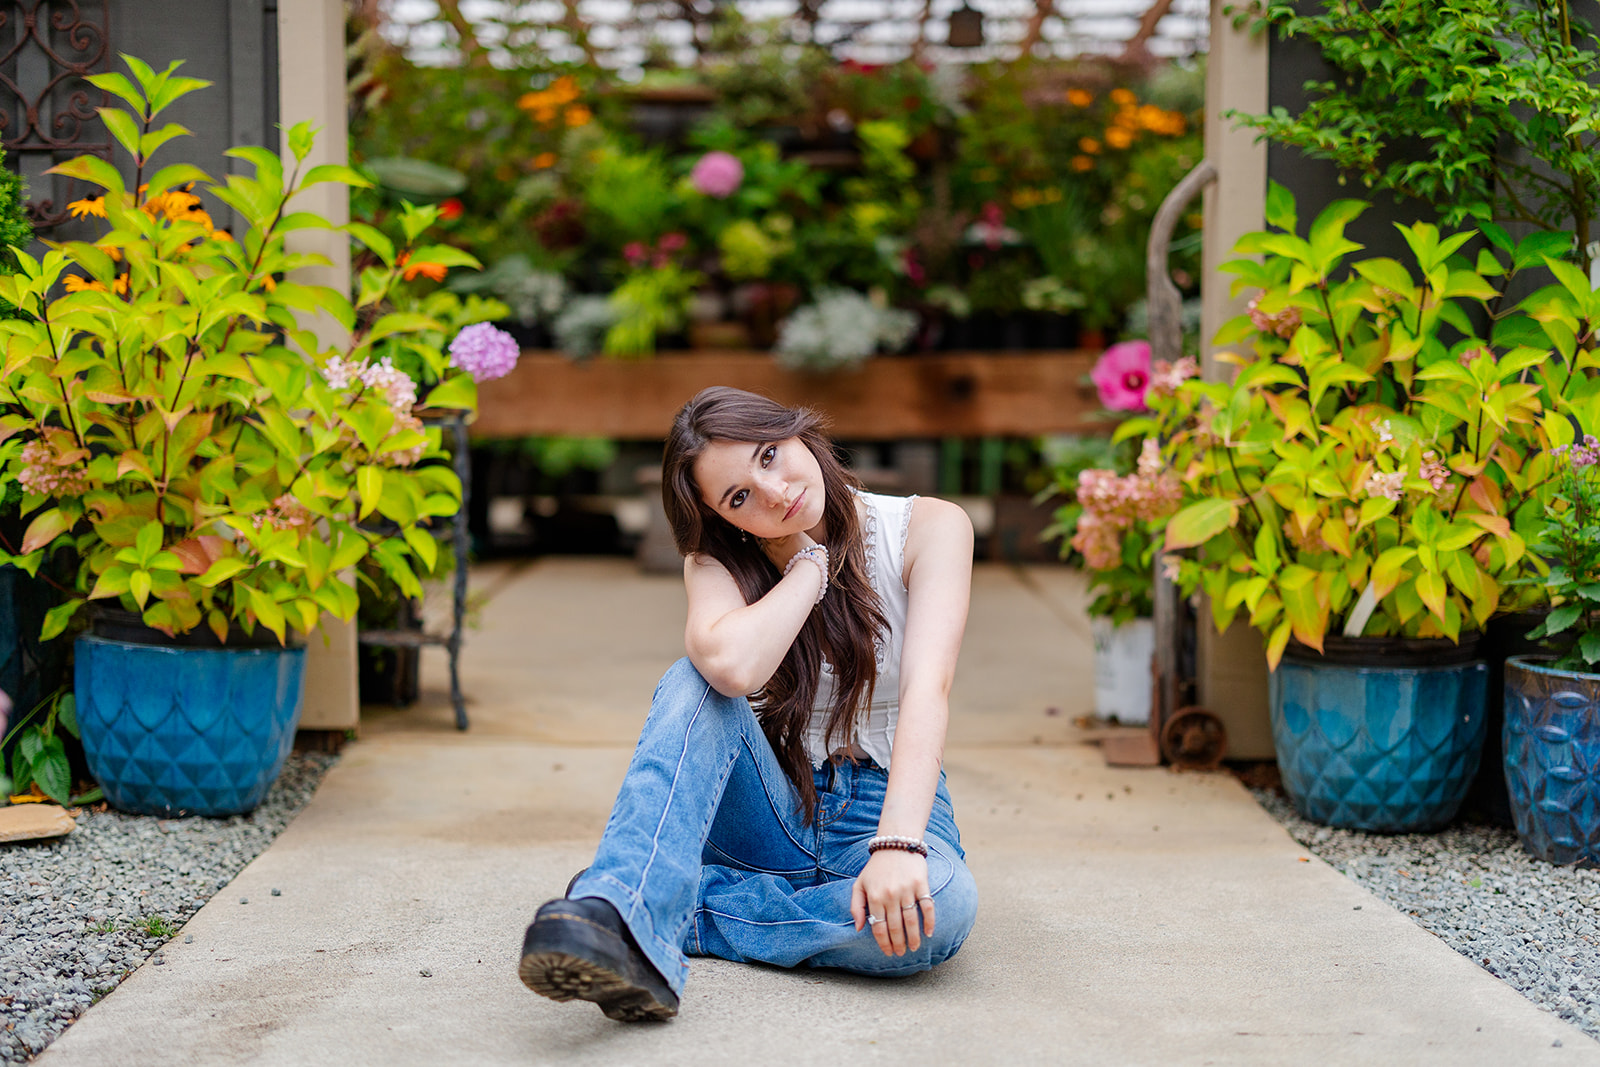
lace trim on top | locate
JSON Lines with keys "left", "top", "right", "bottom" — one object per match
{"left": 862, "top": 498, "right": 886, "bottom": 671}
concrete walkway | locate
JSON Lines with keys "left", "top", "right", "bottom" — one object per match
{"left": 37, "top": 560, "right": 1600, "bottom": 1066}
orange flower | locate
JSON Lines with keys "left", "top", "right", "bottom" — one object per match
{"left": 67, "top": 196, "right": 106, "bottom": 219}
{"left": 112, "top": 274, "right": 129, "bottom": 296}
{"left": 260, "top": 273, "right": 277, "bottom": 292}
{"left": 532, "top": 152, "right": 558, "bottom": 170}
{"left": 1078, "top": 137, "right": 1101, "bottom": 154}
{"left": 1066, "top": 88, "right": 1094, "bottom": 108}
{"left": 1105, "top": 126, "right": 1135, "bottom": 150}
{"left": 1110, "top": 88, "right": 1137, "bottom": 106}
{"left": 564, "top": 105, "right": 592, "bottom": 128}
{"left": 1070, "top": 155, "right": 1094, "bottom": 173}
{"left": 397, "top": 251, "right": 447, "bottom": 283}
{"left": 63, "top": 274, "right": 106, "bottom": 292}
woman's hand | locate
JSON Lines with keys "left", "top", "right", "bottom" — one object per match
{"left": 851, "top": 849, "right": 934, "bottom": 957}
{"left": 758, "top": 529, "right": 817, "bottom": 573}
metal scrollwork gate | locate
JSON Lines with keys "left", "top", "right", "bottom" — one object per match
{"left": 0, "top": 0, "right": 109, "bottom": 232}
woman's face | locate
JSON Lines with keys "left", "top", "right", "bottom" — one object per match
{"left": 693, "top": 436, "right": 827, "bottom": 541}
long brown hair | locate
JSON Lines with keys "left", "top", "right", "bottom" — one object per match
{"left": 663, "top": 386, "right": 886, "bottom": 821}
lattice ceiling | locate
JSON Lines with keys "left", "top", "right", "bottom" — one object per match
{"left": 377, "top": 0, "right": 1210, "bottom": 72}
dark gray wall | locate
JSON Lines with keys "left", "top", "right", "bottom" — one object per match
{"left": 1264, "top": 0, "right": 1434, "bottom": 261}
{"left": 1265, "top": 0, "right": 1600, "bottom": 279}
{"left": 1, "top": 0, "right": 279, "bottom": 249}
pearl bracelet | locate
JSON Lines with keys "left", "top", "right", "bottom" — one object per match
{"left": 866, "top": 834, "right": 928, "bottom": 857}
{"left": 782, "top": 544, "right": 829, "bottom": 604}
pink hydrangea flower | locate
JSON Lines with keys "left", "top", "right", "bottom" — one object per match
{"left": 1091, "top": 340, "right": 1153, "bottom": 413}
{"left": 17, "top": 439, "right": 89, "bottom": 497}
{"left": 1069, "top": 459, "right": 1181, "bottom": 571}
{"left": 690, "top": 152, "right": 744, "bottom": 198}
{"left": 1247, "top": 296, "right": 1302, "bottom": 339}
{"left": 1365, "top": 470, "right": 1406, "bottom": 501}
{"left": 1148, "top": 356, "right": 1198, "bottom": 397}
{"left": 359, "top": 357, "right": 418, "bottom": 415}
{"left": 448, "top": 322, "right": 521, "bottom": 383}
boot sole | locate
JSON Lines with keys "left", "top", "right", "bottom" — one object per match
{"left": 518, "top": 949, "right": 677, "bottom": 1021}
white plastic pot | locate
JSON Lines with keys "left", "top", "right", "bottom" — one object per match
{"left": 1091, "top": 616, "right": 1155, "bottom": 725}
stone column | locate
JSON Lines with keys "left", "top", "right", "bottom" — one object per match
{"left": 1195, "top": 0, "right": 1273, "bottom": 760}
{"left": 277, "top": 0, "right": 358, "bottom": 732}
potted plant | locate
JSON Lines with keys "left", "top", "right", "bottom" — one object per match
{"left": 0, "top": 57, "right": 480, "bottom": 816}
{"left": 1044, "top": 340, "right": 1176, "bottom": 725}
{"left": 1136, "top": 186, "right": 1561, "bottom": 832}
{"left": 1503, "top": 296, "right": 1600, "bottom": 870}
{"left": 1504, "top": 437, "right": 1600, "bottom": 865}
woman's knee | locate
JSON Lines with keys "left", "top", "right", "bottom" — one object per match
{"left": 648, "top": 658, "right": 754, "bottom": 735}
{"left": 925, "top": 851, "right": 978, "bottom": 963}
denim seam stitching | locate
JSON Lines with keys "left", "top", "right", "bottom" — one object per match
{"left": 743, "top": 732, "right": 816, "bottom": 859}
{"left": 702, "top": 838, "right": 815, "bottom": 878}
{"left": 627, "top": 680, "right": 717, "bottom": 970}
{"left": 699, "top": 908, "right": 856, "bottom": 929}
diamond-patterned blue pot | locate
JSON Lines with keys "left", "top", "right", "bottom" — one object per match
{"left": 1269, "top": 652, "right": 1488, "bottom": 832}
{"left": 74, "top": 635, "right": 306, "bottom": 817}
{"left": 1503, "top": 656, "right": 1600, "bottom": 867}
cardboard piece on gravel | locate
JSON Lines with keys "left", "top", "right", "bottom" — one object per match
{"left": 0, "top": 803, "right": 75, "bottom": 842}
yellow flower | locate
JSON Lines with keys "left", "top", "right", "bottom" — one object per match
{"left": 532, "top": 152, "right": 558, "bottom": 170}
{"left": 1078, "top": 137, "right": 1101, "bottom": 155}
{"left": 112, "top": 274, "right": 129, "bottom": 296}
{"left": 1110, "top": 88, "right": 1137, "bottom": 106}
{"left": 96, "top": 243, "right": 122, "bottom": 262}
{"left": 1070, "top": 155, "right": 1094, "bottom": 173}
{"left": 67, "top": 196, "right": 106, "bottom": 219}
{"left": 1066, "top": 89, "right": 1094, "bottom": 108}
{"left": 1105, "top": 126, "right": 1135, "bottom": 150}
{"left": 259, "top": 273, "right": 276, "bottom": 292}
{"left": 210, "top": 229, "right": 234, "bottom": 243}
{"left": 63, "top": 274, "right": 106, "bottom": 292}
{"left": 565, "top": 105, "right": 592, "bottom": 128}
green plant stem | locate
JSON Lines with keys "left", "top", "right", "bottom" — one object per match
{"left": 37, "top": 310, "right": 86, "bottom": 451}
{"left": 1219, "top": 439, "right": 1267, "bottom": 532}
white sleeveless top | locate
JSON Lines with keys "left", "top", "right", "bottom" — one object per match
{"left": 803, "top": 491, "right": 918, "bottom": 769}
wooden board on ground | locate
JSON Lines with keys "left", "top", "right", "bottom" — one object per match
{"left": 472, "top": 350, "right": 1106, "bottom": 440}
{"left": 0, "top": 803, "right": 75, "bottom": 842}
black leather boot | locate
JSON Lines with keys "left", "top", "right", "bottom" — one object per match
{"left": 518, "top": 895, "right": 680, "bottom": 1022}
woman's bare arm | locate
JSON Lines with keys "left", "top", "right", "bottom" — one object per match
{"left": 850, "top": 496, "right": 974, "bottom": 957}
{"left": 682, "top": 530, "right": 822, "bottom": 697}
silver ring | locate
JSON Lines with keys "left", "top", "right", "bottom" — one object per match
{"left": 901, "top": 903, "right": 918, "bottom": 910}
{"left": 867, "top": 914, "right": 883, "bottom": 925}
{"left": 918, "top": 895, "right": 934, "bottom": 904}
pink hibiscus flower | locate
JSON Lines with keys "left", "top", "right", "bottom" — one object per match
{"left": 1091, "top": 340, "right": 1153, "bottom": 413}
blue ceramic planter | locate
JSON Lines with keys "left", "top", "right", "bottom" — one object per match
{"left": 1269, "top": 652, "right": 1488, "bottom": 832}
{"left": 74, "top": 635, "right": 306, "bottom": 817}
{"left": 1503, "top": 656, "right": 1600, "bottom": 867}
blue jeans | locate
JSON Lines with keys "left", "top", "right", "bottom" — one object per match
{"left": 569, "top": 658, "right": 978, "bottom": 995}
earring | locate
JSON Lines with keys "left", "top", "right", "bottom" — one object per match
{"left": 741, "top": 529, "right": 749, "bottom": 542}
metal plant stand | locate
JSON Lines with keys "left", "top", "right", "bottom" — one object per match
{"left": 1109, "top": 158, "right": 1227, "bottom": 770}
{"left": 356, "top": 414, "right": 471, "bottom": 730}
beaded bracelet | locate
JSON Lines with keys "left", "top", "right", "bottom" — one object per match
{"left": 866, "top": 834, "right": 928, "bottom": 857}
{"left": 782, "top": 544, "right": 829, "bottom": 604}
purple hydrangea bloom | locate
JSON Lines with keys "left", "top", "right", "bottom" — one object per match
{"left": 448, "top": 323, "right": 521, "bottom": 383}
{"left": 690, "top": 151, "right": 743, "bottom": 198}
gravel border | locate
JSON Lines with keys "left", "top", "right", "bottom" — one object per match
{"left": 0, "top": 752, "right": 337, "bottom": 1063}
{"left": 1253, "top": 787, "right": 1600, "bottom": 1042}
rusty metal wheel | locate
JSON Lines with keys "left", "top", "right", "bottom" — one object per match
{"left": 1160, "top": 706, "right": 1228, "bottom": 771}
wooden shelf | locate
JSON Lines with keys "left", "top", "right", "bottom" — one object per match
{"left": 472, "top": 350, "right": 1107, "bottom": 440}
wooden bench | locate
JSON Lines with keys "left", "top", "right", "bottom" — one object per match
{"left": 472, "top": 350, "right": 1107, "bottom": 440}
